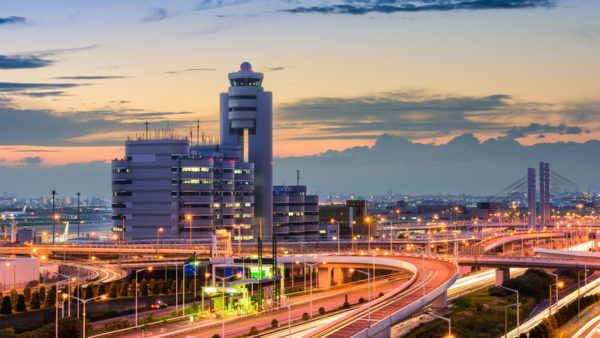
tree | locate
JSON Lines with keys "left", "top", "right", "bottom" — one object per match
{"left": 319, "top": 306, "right": 326, "bottom": 315}
{"left": 85, "top": 282, "right": 95, "bottom": 299}
{"left": 57, "top": 317, "right": 83, "bottom": 337}
{"left": 249, "top": 326, "right": 259, "bottom": 335}
{"left": 10, "top": 289, "right": 17, "bottom": 309}
{"left": 44, "top": 285, "right": 56, "bottom": 308}
{"left": 30, "top": 291, "right": 41, "bottom": 309}
{"left": 108, "top": 283, "right": 117, "bottom": 298}
{"left": 97, "top": 281, "right": 105, "bottom": 297}
{"left": 212, "top": 335, "right": 221, "bottom": 338}
{"left": 1, "top": 296, "right": 12, "bottom": 314}
{"left": 271, "top": 318, "right": 279, "bottom": 328}
{"left": 149, "top": 279, "right": 158, "bottom": 296}
{"left": 128, "top": 281, "right": 135, "bottom": 297}
{"left": 302, "top": 312, "right": 309, "bottom": 321}
{"left": 16, "top": 295, "right": 26, "bottom": 312}
{"left": 161, "top": 279, "right": 168, "bottom": 294}
{"left": 23, "top": 286, "right": 31, "bottom": 305}
{"left": 140, "top": 279, "right": 149, "bottom": 296}
{"left": 119, "top": 280, "right": 128, "bottom": 297}
{"left": 38, "top": 286, "right": 46, "bottom": 304}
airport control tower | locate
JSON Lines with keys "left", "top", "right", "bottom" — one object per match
{"left": 220, "top": 62, "right": 273, "bottom": 240}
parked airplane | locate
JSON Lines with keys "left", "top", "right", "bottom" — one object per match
{"left": 54, "top": 221, "right": 70, "bottom": 243}
{"left": 0, "top": 206, "right": 28, "bottom": 218}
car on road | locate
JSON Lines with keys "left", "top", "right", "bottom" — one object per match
{"left": 150, "top": 300, "right": 167, "bottom": 309}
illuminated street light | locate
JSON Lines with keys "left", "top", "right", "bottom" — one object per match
{"left": 548, "top": 272, "right": 563, "bottom": 316}
{"left": 350, "top": 268, "right": 371, "bottom": 327}
{"left": 69, "top": 294, "right": 106, "bottom": 338}
{"left": 186, "top": 215, "right": 192, "bottom": 246}
{"left": 156, "top": 227, "right": 164, "bottom": 257}
{"left": 135, "top": 266, "right": 153, "bottom": 326}
{"left": 267, "top": 299, "right": 291, "bottom": 337}
{"left": 213, "top": 273, "right": 242, "bottom": 338}
{"left": 425, "top": 311, "right": 452, "bottom": 338}
{"left": 331, "top": 218, "right": 340, "bottom": 254}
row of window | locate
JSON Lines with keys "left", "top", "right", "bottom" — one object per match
{"left": 229, "top": 107, "right": 256, "bottom": 112}
{"left": 229, "top": 78, "right": 262, "bottom": 87}
{"left": 229, "top": 95, "right": 256, "bottom": 100}
{"left": 113, "top": 168, "right": 132, "bottom": 173}
{"left": 113, "top": 191, "right": 132, "bottom": 196}
{"left": 181, "top": 179, "right": 213, "bottom": 185}
{"left": 112, "top": 179, "right": 132, "bottom": 185}
{"left": 180, "top": 167, "right": 211, "bottom": 172}
{"left": 174, "top": 191, "right": 238, "bottom": 196}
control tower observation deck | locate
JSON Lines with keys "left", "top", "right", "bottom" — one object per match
{"left": 220, "top": 62, "right": 273, "bottom": 240}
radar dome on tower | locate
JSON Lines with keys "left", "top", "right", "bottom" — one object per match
{"left": 240, "top": 62, "right": 252, "bottom": 71}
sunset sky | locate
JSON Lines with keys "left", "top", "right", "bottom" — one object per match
{"left": 1, "top": 0, "right": 599, "bottom": 196}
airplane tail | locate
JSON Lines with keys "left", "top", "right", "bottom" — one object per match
{"left": 22, "top": 206, "right": 27, "bottom": 212}
{"left": 63, "top": 221, "right": 69, "bottom": 241}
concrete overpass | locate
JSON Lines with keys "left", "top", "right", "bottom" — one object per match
{"left": 457, "top": 254, "right": 600, "bottom": 286}
{"left": 297, "top": 253, "right": 458, "bottom": 338}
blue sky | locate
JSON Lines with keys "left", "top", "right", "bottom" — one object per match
{"left": 0, "top": 0, "right": 598, "bottom": 197}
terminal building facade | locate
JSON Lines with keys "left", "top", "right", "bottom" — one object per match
{"left": 112, "top": 139, "right": 254, "bottom": 241}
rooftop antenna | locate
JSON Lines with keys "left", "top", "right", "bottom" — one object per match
{"left": 196, "top": 119, "right": 200, "bottom": 145}
{"left": 145, "top": 121, "right": 149, "bottom": 140}
{"left": 296, "top": 169, "right": 300, "bottom": 186}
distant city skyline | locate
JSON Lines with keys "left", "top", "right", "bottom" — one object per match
{"left": 0, "top": 0, "right": 598, "bottom": 196}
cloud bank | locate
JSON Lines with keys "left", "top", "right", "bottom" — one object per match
{"left": 275, "top": 133, "right": 600, "bottom": 195}
{"left": 0, "top": 16, "right": 25, "bottom": 25}
{"left": 284, "top": 0, "right": 555, "bottom": 14}
{"left": 0, "top": 55, "right": 53, "bottom": 69}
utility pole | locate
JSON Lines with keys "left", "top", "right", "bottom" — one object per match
{"left": 76, "top": 192, "right": 81, "bottom": 238}
{"left": 196, "top": 119, "right": 200, "bottom": 145}
{"left": 145, "top": 121, "right": 149, "bottom": 140}
{"left": 51, "top": 190, "right": 57, "bottom": 244}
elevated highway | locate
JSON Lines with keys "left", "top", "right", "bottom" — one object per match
{"left": 300, "top": 254, "right": 458, "bottom": 338}
{"left": 457, "top": 255, "right": 600, "bottom": 270}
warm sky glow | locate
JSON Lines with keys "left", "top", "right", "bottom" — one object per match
{"left": 1, "top": 0, "right": 599, "bottom": 196}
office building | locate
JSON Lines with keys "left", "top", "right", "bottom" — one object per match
{"left": 320, "top": 200, "right": 372, "bottom": 239}
{"left": 272, "top": 185, "right": 319, "bottom": 240}
{"left": 111, "top": 138, "right": 254, "bottom": 240}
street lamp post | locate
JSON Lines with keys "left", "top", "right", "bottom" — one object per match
{"left": 499, "top": 285, "right": 520, "bottom": 337}
{"left": 213, "top": 273, "right": 242, "bottom": 338}
{"left": 331, "top": 219, "right": 340, "bottom": 254}
{"left": 186, "top": 215, "right": 192, "bottom": 246}
{"left": 69, "top": 294, "right": 106, "bottom": 337}
{"left": 88, "top": 232, "right": 95, "bottom": 260}
{"left": 156, "top": 227, "right": 163, "bottom": 257}
{"left": 203, "top": 272, "right": 210, "bottom": 315}
{"left": 350, "top": 268, "right": 371, "bottom": 327}
{"left": 424, "top": 311, "right": 452, "bottom": 338}
{"left": 365, "top": 217, "right": 372, "bottom": 251}
{"left": 193, "top": 261, "right": 199, "bottom": 306}
{"left": 388, "top": 218, "right": 393, "bottom": 253}
{"left": 135, "top": 266, "right": 153, "bottom": 326}
{"left": 266, "top": 299, "right": 291, "bottom": 338}
{"left": 304, "top": 261, "right": 322, "bottom": 318}
{"left": 548, "top": 272, "right": 563, "bottom": 316}
{"left": 57, "top": 273, "right": 72, "bottom": 317}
